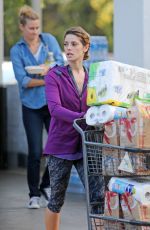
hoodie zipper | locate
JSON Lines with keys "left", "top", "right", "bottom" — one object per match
{"left": 55, "top": 66, "right": 88, "bottom": 112}
{"left": 68, "top": 66, "right": 87, "bottom": 112}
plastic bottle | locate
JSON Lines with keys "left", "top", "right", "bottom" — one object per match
{"left": 45, "top": 52, "right": 54, "bottom": 66}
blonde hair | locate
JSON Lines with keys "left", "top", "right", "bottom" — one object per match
{"left": 19, "top": 5, "right": 39, "bottom": 25}
{"left": 64, "top": 26, "right": 90, "bottom": 60}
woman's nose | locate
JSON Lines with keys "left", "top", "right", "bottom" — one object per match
{"left": 33, "top": 29, "right": 39, "bottom": 34}
{"left": 67, "top": 44, "right": 72, "bottom": 49}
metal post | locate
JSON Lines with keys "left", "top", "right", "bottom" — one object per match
{"left": 31, "top": 0, "right": 42, "bottom": 32}
{"left": 114, "top": 0, "right": 150, "bottom": 69}
{"left": 0, "top": 0, "right": 4, "bottom": 83}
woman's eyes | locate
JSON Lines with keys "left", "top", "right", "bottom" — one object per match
{"left": 64, "top": 42, "right": 79, "bottom": 47}
{"left": 72, "top": 42, "right": 78, "bottom": 46}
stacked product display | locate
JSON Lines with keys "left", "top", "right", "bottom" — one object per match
{"left": 74, "top": 60, "right": 150, "bottom": 230}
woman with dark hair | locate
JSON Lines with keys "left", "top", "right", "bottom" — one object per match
{"left": 44, "top": 26, "right": 104, "bottom": 230}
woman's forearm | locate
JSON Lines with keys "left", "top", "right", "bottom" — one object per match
{"left": 27, "top": 78, "right": 45, "bottom": 88}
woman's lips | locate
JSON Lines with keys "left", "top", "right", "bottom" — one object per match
{"left": 66, "top": 53, "right": 73, "bottom": 57}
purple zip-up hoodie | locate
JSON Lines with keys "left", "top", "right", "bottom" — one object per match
{"left": 44, "top": 65, "right": 89, "bottom": 156}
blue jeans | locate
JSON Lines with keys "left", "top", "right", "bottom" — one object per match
{"left": 22, "top": 105, "right": 50, "bottom": 198}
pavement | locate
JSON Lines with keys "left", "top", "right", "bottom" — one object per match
{"left": 0, "top": 168, "right": 87, "bottom": 230}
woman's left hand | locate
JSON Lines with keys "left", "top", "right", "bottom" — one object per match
{"left": 39, "top": 64, "right": 50, "bottom": 76}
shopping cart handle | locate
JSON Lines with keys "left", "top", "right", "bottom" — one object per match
{"left": 73, "top": 118, "right": 86, "bottom": 135}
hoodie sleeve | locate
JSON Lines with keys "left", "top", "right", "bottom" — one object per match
{"left": 45, "top": 69, "right": 85, "bottom": 123}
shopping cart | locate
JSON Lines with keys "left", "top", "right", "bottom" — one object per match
{"left": 73, "top": 118, "right": 150, "bottom": 230}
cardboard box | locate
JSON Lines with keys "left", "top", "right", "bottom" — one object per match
{"left": 119, "top": 116, "right": 150, "bottom": 149}
{"left": 104, "top": 192, "right": 125, "bottom": 229}
{"left": 102, "top": 100, "right": 150, "bottom": 175}
{"left": 121, "top": 194, "right": 150, "bottom": 230}
{"left": 104, "top": 120, "right": 119, "bottom": 146}
{"left": 104, "top": 191, "right": 119, "bottom": 229}
{"left": 103, "top": 121, "right": 120, "bottom": 175}
{"left": 87, "top": 61, "right": 150, "bottom": 107}
{"left": 119, "top": 100, "right": 150, "bottom": 175}
{"left": 119, "top": 117, "right": 137, "bottom": 147}
{"left": 104, "top": 191, "right": 119, "bottom": 217}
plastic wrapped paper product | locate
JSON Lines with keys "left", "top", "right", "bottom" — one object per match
{"left": 86, "top": 105, "right": 128, "bottom": 126}
{"left": 85, "top": 106, "right": 100, "bottom": 126}
{"left": 98, "top": 105, "right": 127, "bottom": 123}
{"left": 87, "top": 60, "right": 150, "bottom": 107}
{"left": 108, "top": 177, "right": 150, "bottom": 205}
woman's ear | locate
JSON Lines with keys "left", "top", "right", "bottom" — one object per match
{"left": 19, "top": 23, "right": 24, "bottom": 32}
{"left": 84, "top": 43, "right": 90, "bottom": 53}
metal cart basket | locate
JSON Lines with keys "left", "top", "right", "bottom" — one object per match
{"left": 73, "top": 118, "right": 150, "bottom": 230}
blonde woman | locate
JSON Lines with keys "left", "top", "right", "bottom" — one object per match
{"left": 10, "top": 5, "right": 64, "bottom": 209}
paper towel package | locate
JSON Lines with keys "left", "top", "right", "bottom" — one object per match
{"left": 87, "top": 60, "right": 150, "bottom": 107}
{"left": 108, "top": 177, "right": 150, "bottom": 205}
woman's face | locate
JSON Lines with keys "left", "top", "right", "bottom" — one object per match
{"left": 20, "top": 19, "right": 40, "bottom": 41}
{"left": 64, "top": 34, "right": 88, "bottom": 63}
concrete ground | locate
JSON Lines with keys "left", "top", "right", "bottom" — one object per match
{"left": 0, "top": 168, "right": 87, "bottom": 230}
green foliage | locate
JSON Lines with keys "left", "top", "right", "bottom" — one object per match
{"left": 4, "top": 0, "right": 113, "bottom": 58}
{"left": 42, "top": 0, "right": 113, "bottom": 51}
{"left": 90, "top": 0, "right": 113, "bottom": 51}
{"left": 42, "top": 0, "right": 103, "bottom": 48}
{"left": 4, "top": 0, "right": 31, "bottom": 58}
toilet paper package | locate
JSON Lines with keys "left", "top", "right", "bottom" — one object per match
{"left": 108, "top": 177, "right": 150, "bottom": 205}
{"left": 99, "top": 105, "right": 127, "bottom": 123}
{"left": 87, "top": 60, "right": 150, "bottom": 107}
{"left": 86, "top": 106, "right": 100, "bottom": 126}
{"left": 86, "top": 105, "right": 128, "bottom": 125}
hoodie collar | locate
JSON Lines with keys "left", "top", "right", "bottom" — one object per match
{"left": 54, "top": 64, "right": 88, "bottom": 82}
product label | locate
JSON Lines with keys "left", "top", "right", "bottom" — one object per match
{"left": 111, "top": 179, "right": 135, "bottom": 195}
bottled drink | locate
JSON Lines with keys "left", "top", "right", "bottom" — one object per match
{"left": 45, "top": 52, "right": 54, "bottom": 66}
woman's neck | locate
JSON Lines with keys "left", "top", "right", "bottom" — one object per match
{"left": 68, "top": 62, "right": 83, "bottom": 73}
{"left": 24, "top": 37, "right": 40, "bottom": 54}
{"left": 24, "top": 35, "right": 39, "bottom": 45}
